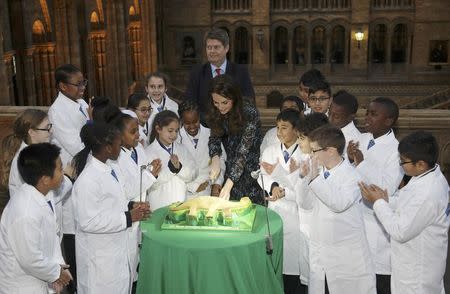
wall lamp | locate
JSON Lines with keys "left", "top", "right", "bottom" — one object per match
{"left": 256, "top": 29, "right": 264, "bottom": 50}
{"left": 355, "top": 29, "right": 364, "bottom": 49}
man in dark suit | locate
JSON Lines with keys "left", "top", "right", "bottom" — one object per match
{"left": 185, "top": 28, "right": 255, "bottom": 124}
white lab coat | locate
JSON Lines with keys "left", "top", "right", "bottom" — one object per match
{"left": 341, "top": 121, "right": 361, "bottom": 161}
{"left": 138, "top": 123, "right": 150, "bottom": 148}
{"left": 373, "top": 165, "right": 450, "bottom": 294}
{"left": 259, "top": 143, "right": 310, "bottom": 277}
{"left": 48, "top": 92, "right": 88, "bottom": 235}
{"left": 296, "top": 160, "right": 376, "bottom": 294}
{"left": 260, "top": 127, "right": 280, "bottom": 157}
{"left": 356, "top": 130, "right": 404, "bottom": 274}
{"left": 177, "top": 125, "right": 225, "bottom": 198}
{"left": 147, "top": 94, "right": 179, "bottom": 131}
{"left": 72, "top": 157, "right": 132, "bottom": 294}
{"left": 110, "top": 144, "right": 157, "bottom": 281}
{"left": 144, "top": 140, "right": 196, "bottom": 210}
{"left": 0, "top": 184, "right": 64, "bottom": 294}
{"left": 8, "top": 141, "right": 73, "bottom": 241}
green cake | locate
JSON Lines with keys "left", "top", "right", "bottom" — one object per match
{"left": 162, "top": 196, "right": 256, "bottom": 231}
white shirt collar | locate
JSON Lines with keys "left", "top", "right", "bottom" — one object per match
{"left": 211, "top": 59, "right": 227, "bottom": 76}
{"left": 281, "top": 142, "right": 298, "bottom": 153}
{"left": 372, "top": 129, "right": 394, "bottom": 144}
{"left": 341, "top": 121, "right": 356, "bottom": 132}
{"left": 91, "top": 156, "right": 113, "bottom": 173}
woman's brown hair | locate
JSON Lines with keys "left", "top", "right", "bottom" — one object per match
{"left": 207, "top": 75, "right": 245, "bottom": 136}
{"left": 0, "top": 109, "right": 47, "bottom": 188}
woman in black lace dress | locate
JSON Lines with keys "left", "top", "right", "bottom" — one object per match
{"left": 207, "top": 75, "right": 264, "bottom": 204}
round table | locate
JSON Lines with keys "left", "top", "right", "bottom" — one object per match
{"left": 136, "top": 205, "right": 284, "bottom": 294}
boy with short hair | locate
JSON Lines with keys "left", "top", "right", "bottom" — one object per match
{"left": 307, "top": 78, "right": 332, "bottom": 115}
{"left": 0, "top": 143, "right": 72, "bottom": 293}
{"left": 348, "top": 97, "right": 404, "bottom": 294}
{"left": 360, "top": 131, "right": 449, "bottom": 294}
{"left": 297, "top": 125, "right": 376, "bottom": 294}
{"left": 329, "top": 90, "right": 361, "bottom": 160}
{"left": 260, "top": 95, "right": 304, "bottom": 155}
{"left": 298, "top": 69, "right": 326, "bottom": 115}
{"left": 259, "top": 109, "right": 309, "bottom": 294}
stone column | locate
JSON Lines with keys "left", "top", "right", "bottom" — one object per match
{"left": 325, "top": 29, "right": 332, "bottom": 74}
{"left": 385, "top": 26, "right": 392, "bottom": 74}
{"left": 3, "top": 52, "right": 15, "bottom": 105}
{"left": 287, "top": 28, "right": 294, "bottom": 72}
{"left": 141, "top": 0, "right": 158, "bottom": 74}
{"left": 24, "top": 47, "right": 37, "bottom": 106}
{"left": 54, "top": 0, "right": 81, "bottom": 67}
{"left": 0, "top": 35, "right": 12, "bottom": 105}
{"left": 105, "top": 0, "right": 131, "bottom": 106}
{"left": 306, "top": 27, "right": 312, "bottom": 70}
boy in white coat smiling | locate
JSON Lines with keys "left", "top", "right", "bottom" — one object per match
{"left": 0, "top": 143, "right": 72, "bottom": 293}
{"left": 297, "top": 125, "right": 376, "bottom": 294}
{"left": 259, "top": 109, "right": 309, "bottom": 294}
{"left": 348, "top": 97, "right": 404, "bottom": 293}
{"left": 360, "top": 131, "right": 450, "bottom": 294}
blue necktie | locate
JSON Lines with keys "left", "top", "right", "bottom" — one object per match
{"left": 79, "top": 104, "right": 87, "bottom": 118}
{"left": 111, "top": 169, "right": 119, "bottom": 182}
{"left": 167, "top": 147, "right": 172, "bottom": 155}
{"left": 283, "top": 150, "right": 290, "bottom": 163}
{"left": 367, "top": 139, "right": 375, "bottom": 150}
{"left": 47, "top": 200, "right": 54, "bottom": 212}
{"left": 324, "top": 171, "right": 330, "bottom": 179}
{"left": 193, "top": 138, "right": 199, "bottom": 149}
{"left": 157, "top": 106, "right": 164, "bottom": 112}
{"left": 131, "top": 149, "right": 138, "bottom": 164}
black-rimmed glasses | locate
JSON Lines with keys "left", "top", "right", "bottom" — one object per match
{"left": 34, "top": 124, "right": 52, "bottom": 132}
{"left": 399, "top": 160, "right": 413, "bottom": 166}
{"left": 308, "top": 96, "right": 330, "bottom": 104}
{"left": 65, "top": 79, "right": 88, "bottom": 88}
{"left": 312, "top": 147, "right": 326, "bottom": 153}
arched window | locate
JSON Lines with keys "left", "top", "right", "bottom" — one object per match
{"left": 293, "top": 26, "right": 307, "bottom": 65}
{"left": 311, "top": 26, "right": 325, "bottom": 64}
{"left": 391, "top": 23, "right": 407, "bottom": 63}
{"left": 234, "top": 27, "right": 249, "bottom": 64}
{"left": 274, "top": 26, "right": 288, "bottom": 64}
{"left": 90, "top": 11, "right": 102, "bottom": 31}
{"left": 32, "top": 20, "right": 46, "bottom": 43}
{"left": 331, "top": 25, "right": 345, "bottom": 64}
{"left": 371, "top": 24, "right": 387, "bottom": 63}
{"left": 129, "top": 5, "right": 139, "bottom": 22}
{"left": 129, "top": 5, "right": 136, "bottom": 15}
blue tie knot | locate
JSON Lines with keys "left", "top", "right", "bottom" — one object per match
{"left": 47, "top": 200, "right": 54, "bottom": 212}
{"left": 157, "top": 106, "right": 164, "bottom": 112}
{"left": 367, "top": 139, "right": 375, "bottom": 150}
{"left": 131, "top": 149, "right": 138, "bottom": 164}
{"left": 111, "top": 169, "right": 119, "bottom": 182}
{"left": 79, "top": 104, "right": 87, "bottom": 118}
{"left": 283, "top": 150, "right": 290, "bottom": 163}
{"left": 324, "top": 171, "right": 330, "bottom": 179}
{"left": 193, "top": 138, "right": 199, "bottom": 148}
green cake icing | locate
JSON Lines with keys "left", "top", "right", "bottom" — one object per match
{"left": 163, "top": 196, "right": 256, "bottom": 231}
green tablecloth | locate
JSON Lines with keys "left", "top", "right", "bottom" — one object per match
{"left": 137, "top": 205, "right": 284, "bottom": 294}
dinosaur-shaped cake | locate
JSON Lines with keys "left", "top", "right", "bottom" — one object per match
{"left": 166, "top": 196, "right": 255, "bottom": 228}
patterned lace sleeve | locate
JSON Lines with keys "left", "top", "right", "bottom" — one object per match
{"left": 228, "top": 104, "right": 260, "bottom": 183}
{"left": 208, "top": 133, "right": 223, "bottom": 158}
